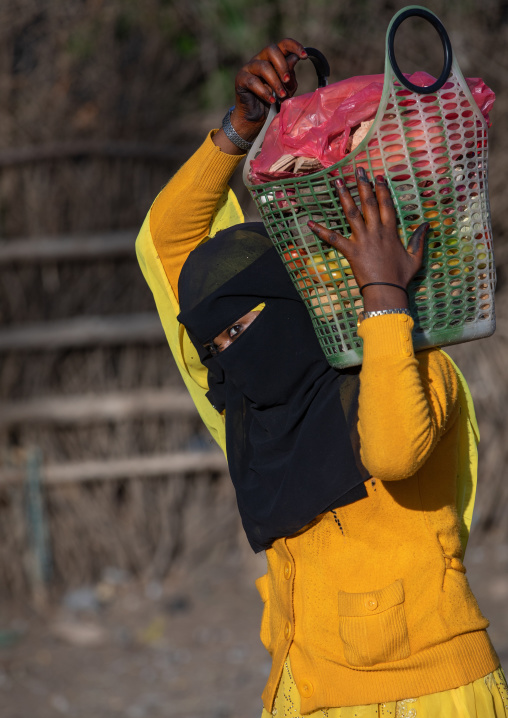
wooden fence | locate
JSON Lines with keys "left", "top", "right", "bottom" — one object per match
{"left": 0, "top": 227, "right": 237, "bottom": 599}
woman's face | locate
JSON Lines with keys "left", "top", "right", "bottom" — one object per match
{"left": 206, "top": 310, "right": 261, "bottom": 354}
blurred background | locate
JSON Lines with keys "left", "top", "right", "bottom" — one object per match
{"left": 0, "top": 0, "right": 507, "bottom": 716}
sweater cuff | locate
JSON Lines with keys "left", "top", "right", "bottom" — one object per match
{"left": 358, "top": 313, "right": 415, "bottom": 361}
{"left": 194, "top": 130, "right": 245, "bottom": 192}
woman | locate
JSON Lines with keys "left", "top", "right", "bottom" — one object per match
{"left": 137, "top": 39, "right": 507, "bottom": 717}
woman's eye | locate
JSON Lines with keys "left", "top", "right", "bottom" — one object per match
{"left": 228, "top": 324, "right": 242, "bottom": 339}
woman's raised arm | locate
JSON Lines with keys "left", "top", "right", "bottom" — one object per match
{"left": 150, "top": 39, "right": 307, "bottom": 299}
{"left": 309, "top": 174, "right": 460, "bottom": 480}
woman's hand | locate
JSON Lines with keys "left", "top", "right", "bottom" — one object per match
{"left": 308, "top": 169, "right": 429, "bottom": 311}
{"left": 214, "top": 39, "right": 307, "bottom": 155}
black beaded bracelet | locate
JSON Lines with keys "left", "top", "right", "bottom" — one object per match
{"left": 359, "top": 281, "right": 409, "bottom": 300}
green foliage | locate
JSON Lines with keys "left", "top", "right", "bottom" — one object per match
{"left": 3, "top": 0, "right": 507, "bottom": 144}
{"left": 66, "top": 27, "right": 96, "bottom": 61}
{"left": 202, "top": 67, "right": 236, "bottom": 109}
{"left": 175, "top": 32, "right": 198, "bottom": 57}
{"left": 114, "top": 13, "right": 134, "bottom": 42}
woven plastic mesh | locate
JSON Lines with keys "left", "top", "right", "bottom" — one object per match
{"left": 244, "top": 43, "right": 495, "bottom": 368}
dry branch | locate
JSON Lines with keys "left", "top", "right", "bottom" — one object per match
{"left": 0, "top": 313, "right": 165, "bottom": 351}
{"left": 0, "top": 142, "right": 194, "bottom": 167}
{"left": 0, "top": 388, "right": 197, "bottom": 425}
{"left": 0, "top": 231, "right": 136, "bottom": 264}
{"left": 0, "top": 451, "right": 228, "bottom": 486}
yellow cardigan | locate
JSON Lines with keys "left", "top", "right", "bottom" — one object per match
{"left": 136, "top": 132, "right": 498, "bottom": 712}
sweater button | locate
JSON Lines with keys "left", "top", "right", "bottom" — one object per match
{"left": 284, "top": 621, "right": 292, "bottom": 640}
{"left": 284, "top": 562, "right": 292, "bottom": 580}
{"left": 366, "top": 597, "right": 378, "bottom": 610}
{"left": 301, "top": 681, "right": 314, "bottom": 698}
{"left": 399, "top": 314, "right": 409, "bottom": 323}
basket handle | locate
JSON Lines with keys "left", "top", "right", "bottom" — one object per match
{"left": 242, "top": 46, "right": 330, "bottom": 186}
{"left": 304, "top": 47, "right": 330, "bottom": 88}
{"left": 387, "top": 6, "right": 453, "bottom": 95}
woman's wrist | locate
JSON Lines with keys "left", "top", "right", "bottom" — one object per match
{"left": 231, "top": 107, "right": 264, "bottom": 141}
{"left": 212, "top": 128, "right": 245, "bottom": 155}
{"left": 361, "top": 284, "right": 409, "bottom": 313}
{"left": 212, "top": 107, "right": 264, "bottom": 155}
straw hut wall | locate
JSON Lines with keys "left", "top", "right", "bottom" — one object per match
{"left": 0, "top": 0, "right": 507, "bottom": 597}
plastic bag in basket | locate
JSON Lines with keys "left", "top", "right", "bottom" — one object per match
{"left": 249, "top": 71, "right": 495, "bottom": 184}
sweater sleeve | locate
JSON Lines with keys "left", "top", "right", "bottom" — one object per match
{"left": 357, "top": 313, "right": 460, "bottom": 481}
{"left": 150, "top": 131, "right": 245, "bottom": 299}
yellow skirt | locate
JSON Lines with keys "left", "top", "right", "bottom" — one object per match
{"left": 261, "top": 658, "right": 508, "bottom": 717}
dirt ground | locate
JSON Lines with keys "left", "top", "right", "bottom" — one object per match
{"left": 1, "top": 533, "right": 507, "bottom": 718}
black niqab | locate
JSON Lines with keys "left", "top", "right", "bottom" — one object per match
{"left": 178, "top": 223, "right": 369, "bottom": 552}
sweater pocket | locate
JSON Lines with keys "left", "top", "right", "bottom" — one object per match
{"left": 255, "top": 574, "right": 272, "bottom": 654}
{"left": 338, "top": 579, "right": 410, "bottom": 667}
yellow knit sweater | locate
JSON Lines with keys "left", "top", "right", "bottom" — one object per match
{"left": 147, "top": 132, "right": 499, "bottom": 713}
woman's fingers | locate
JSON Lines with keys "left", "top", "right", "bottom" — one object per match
{"left": 374, "top": 175, "right": 397, "bottom": 230}
{"left": 407, "top": 223, "right": 429, "bottom": 266}
{"left": 255, "top": 44, "right": 290, "bottom": 79}
{"left": 308, "top": 178, "right": 430, "bottom": 290}
{"left": 355, "top": 167, "right": 383, "bottom": 229}
{"left": 335, "top": 179, "right": 365, "bottom": 236}
{"left": 281, "top": 52, "right": 300, "bottom": 97}
{"left": 307, "top": 221, "right": 348, "bottom": 255}
{"left": 254, "top": 39, "right": 307, "bottom": 90}
{"left": 343, "top": 170, "right": 397, "bottom": 232}
{"left": 236, "top": 69, "right": 276, "bottom": 105}
{"left": 235, "top": 38, "right": 307, "bottom": 116}
{"left": 255, "top": 44, "right": 292, "bottom": 86}
{"left": 233, "top": 38, "right": 306, "bottom": 129}
{"left": 245, "top": 59, "right": 288, "bottom": 99}
{"left": 275, "top": 38, "right": 308, "bottom": 60}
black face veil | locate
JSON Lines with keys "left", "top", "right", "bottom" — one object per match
{"left": 178, "top": 223, "right": 369, "bottom": 552}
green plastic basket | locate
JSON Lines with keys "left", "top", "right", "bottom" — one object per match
{"left": 243, "top": 5, "right": 496, "bottom": 368}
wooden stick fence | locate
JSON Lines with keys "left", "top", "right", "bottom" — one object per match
{"left": 0, "top": 388, "right": 196, "bottom": 425}
{"left": 0, "top": 141, "right": 194, "bottom": 167}
{"left": 0, "top": 231, "right": 136, "bottom": 264}
{"left": 0, "top": 313, "right": 165, "bottom": 351}
{"left": 0, "top": 451, "right": 228, "bottom": 486}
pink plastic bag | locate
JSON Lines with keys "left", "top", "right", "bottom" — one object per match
{"left": 249, "top": 71, "right": 495, "bottom": 184}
